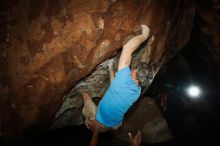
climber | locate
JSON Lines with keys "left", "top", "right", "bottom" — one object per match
{"left": 81, "top": 25, "right": 150, "bottom": 136}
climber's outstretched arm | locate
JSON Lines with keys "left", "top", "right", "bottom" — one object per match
{"left": 118, "top": 25, "right": 150, "bottom": 71}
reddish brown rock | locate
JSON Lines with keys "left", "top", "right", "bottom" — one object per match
{"left": 0, "top": 0, "right": 195, "bottom": 137}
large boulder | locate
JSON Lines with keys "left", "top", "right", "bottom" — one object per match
{"left": 0, "top": 0, "right": 194, "bottom": 138}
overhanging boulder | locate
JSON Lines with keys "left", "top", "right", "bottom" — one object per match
{"left": 0, "top": 0, "right": 194, "bottom": 138}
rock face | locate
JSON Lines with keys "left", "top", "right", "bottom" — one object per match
{"left": 113, "top": 97, "right": 174, "bottom": 143}
{"left": 195, "top": 0, "right": 220, "bottom": 71}
{"left": 0, "top": 0, "right": 195, "bottom": 138}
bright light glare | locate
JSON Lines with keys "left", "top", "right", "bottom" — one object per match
{"left": 187, "top": 85, "right": 201, "bottom": 98}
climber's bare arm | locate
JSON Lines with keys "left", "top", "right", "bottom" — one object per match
{"left": 90, "top": 129, "right": 98, "bottom": 146}
{"left": 86, "top": 120, "right": 99, "bottom": 146}
{"left": 109, "top": 67, "right": 115, "bottom": 82}
{"left": 118, "top": 25, "right": 150, "bottom": 71}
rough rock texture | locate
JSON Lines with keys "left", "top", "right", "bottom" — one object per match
{"left": 0, "top": 0, "right": 195, "bottom": 138}
{"left": 195, "top": 0, "right": 220, "bottom": 70}
{"left": 113, "top": 97, "right": 174, "bottom": 143}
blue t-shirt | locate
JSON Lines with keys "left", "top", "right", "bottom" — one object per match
{"left": 95, "top": 66, "right": 141, "bottom": 128}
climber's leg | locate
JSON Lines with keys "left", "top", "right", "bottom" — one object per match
{"left": 82, "top": 92, "right": 97, "bottom": 121}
